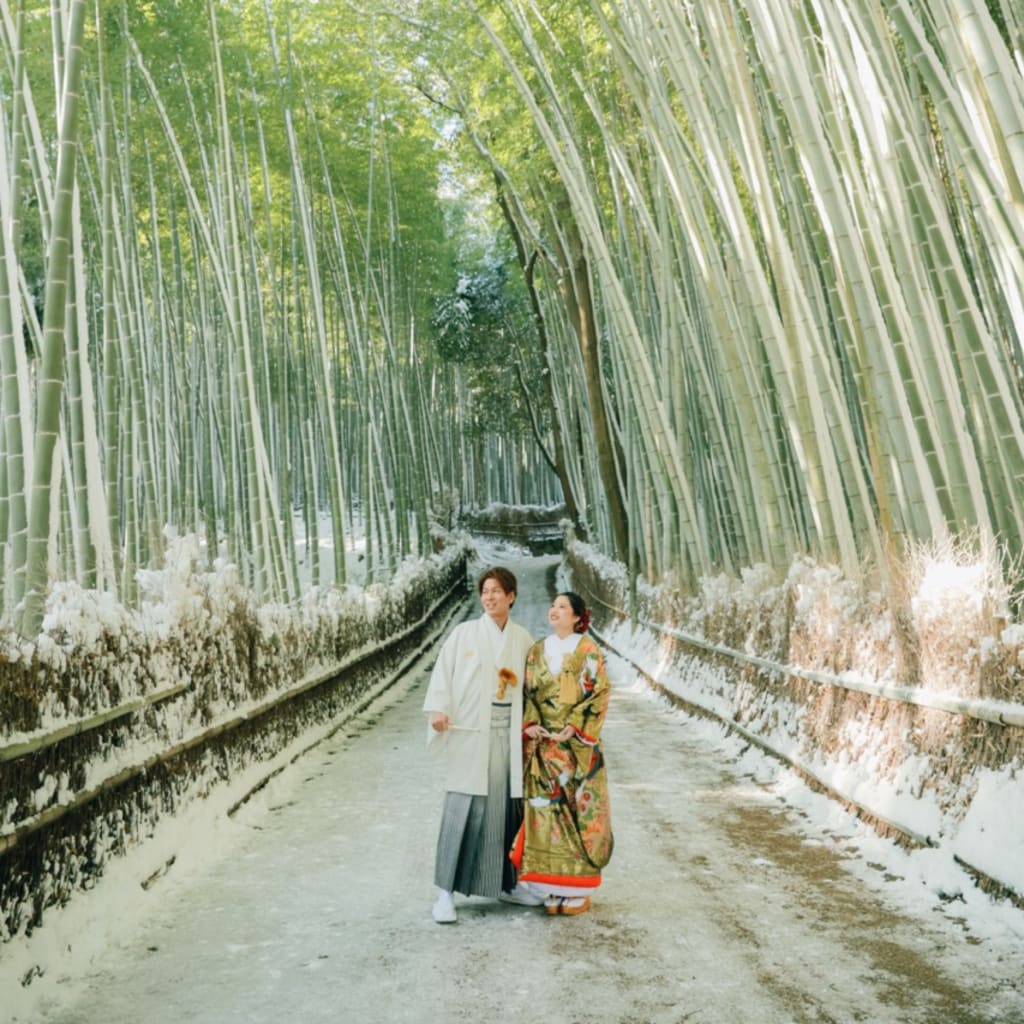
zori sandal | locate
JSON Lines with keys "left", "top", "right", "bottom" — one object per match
{"left": 559, "top": 897, "right": 591, "bottom": 916}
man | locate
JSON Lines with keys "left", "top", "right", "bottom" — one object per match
{"left": 423, "top": 566, "right": 542, "bottom": 923}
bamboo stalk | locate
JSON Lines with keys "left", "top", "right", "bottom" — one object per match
{"left": 19, "top": 0, "right": 87, "bottom": 636}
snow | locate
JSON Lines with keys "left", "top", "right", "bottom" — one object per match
{"left": 597, "top": 615, "right": 1024, "bottom": 894}
{"left": 954, "top": 768, "right": 1024, "bottom": 892}
{"left": 627, "top": 669, "right": 1024, "bottom": 945}
{"left": 912, "top": 558, "right": 992, "bottom": 623}
{"left": 1, "top": 535, "right": 1023, "bottom": 1022}
{"left": 567, "top": 532, "right": 1024, "bottom": 853}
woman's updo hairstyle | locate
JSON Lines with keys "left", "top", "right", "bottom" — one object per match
{"left": 560, "top": 591, "right": 591, "bottom": 634}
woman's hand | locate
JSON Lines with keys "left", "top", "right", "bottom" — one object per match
{"left": 429, "top": 712, "right": 450, "bottom": 732}
{"left": 524, "top": 724, "right": 550, "bottom": 739}
{"left": 552, "top": 725, "right": 575, "bottom": 742}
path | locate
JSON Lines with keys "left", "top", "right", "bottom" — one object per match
{"left": 23, "top": 556, "right": 1024, "bottom": 1024}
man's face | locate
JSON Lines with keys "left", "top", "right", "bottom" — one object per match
{"left": 480, "top": 579, "right": 514, "bottom": 625}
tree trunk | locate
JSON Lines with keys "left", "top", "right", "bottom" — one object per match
{"left": 558, "top": 222, "right": 630, "bottom": 563}
{"left": 494, "top": 181, "right": 585, "bottom": 535}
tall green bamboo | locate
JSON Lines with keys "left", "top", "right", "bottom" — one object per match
{"left": 0, "top": 0, "right": 31, "bottom": 617}
{"left": 19, "top": 0, "right": 87, "bottom": 636}
{"left": 262, "top": 0, "right": 347, "bottom": 587}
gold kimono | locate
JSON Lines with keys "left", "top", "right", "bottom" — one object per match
{"left": 510, "top": 635, "right": 613, "bottom": 892}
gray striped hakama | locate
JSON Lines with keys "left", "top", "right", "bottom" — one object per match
{"left": 434, "top": 704, "right": 522, "bottom": 897}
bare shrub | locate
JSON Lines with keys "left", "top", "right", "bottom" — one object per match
{"left": 684, "top": 563, "right": 790, "bottom": 660}
{"left": 896, "top": 532, "right": 1017, "bottom": 697}
{"left": 786, "top": 557, "right": 897, "bottom": 680}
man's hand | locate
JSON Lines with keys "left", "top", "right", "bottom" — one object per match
{"left": 429, "top": 712, "right": 450, "bottom": 733}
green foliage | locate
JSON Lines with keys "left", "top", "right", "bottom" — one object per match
{"left": 429, "top": 251, "right": 547, "bottom": 444}
{"left": 431, "top": 262, "right": 515, "bottom": 363}
{"left": 18, "top": 0, "right": 1024, "bottom": 612}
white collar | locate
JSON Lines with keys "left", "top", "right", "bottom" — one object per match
{"left": 482, "top": 613, "right": 510, "bottom": 660}
{"left": 482, "top": 613, "right": 509, "bottom": 635}
{"left": 544, "top": 631, "right": 581, "bottom": 674}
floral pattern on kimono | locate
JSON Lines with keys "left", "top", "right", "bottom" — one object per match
{"left": 510, "top": 635, "right": 613, "bottom": 888}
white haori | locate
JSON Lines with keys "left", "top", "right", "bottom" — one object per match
{"left": 423, "top": 613, "right": 532, "bottom": 797}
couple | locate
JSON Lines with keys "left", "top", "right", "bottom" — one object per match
{"left": 423, "top": 566, "right": 614, "bottom": 923}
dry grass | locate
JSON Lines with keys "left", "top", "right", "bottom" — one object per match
{"left": 895, "top": 532, "right": 1021, "bottom": 699}
{"left": 566, "top": 531, "right": 1024, "bottom": 824}
{"left": 636, "top": 534, "right": 1024, "bottom": 702}
{"left": 0, "top": 539, "right": 470, "bottom": 749}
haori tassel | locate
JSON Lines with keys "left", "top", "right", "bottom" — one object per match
{"left": 496, "top": 667, "right": 518, "bottom": 700}
{"left": 559, "top": 669, "right": 577, "bottom": 705}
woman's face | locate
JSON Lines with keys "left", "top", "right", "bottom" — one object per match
{"left": 549, "top": 594, "right": 581, "bottom": 635}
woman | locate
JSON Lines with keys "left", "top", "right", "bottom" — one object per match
{"left": 510, "top": 591, "right": 613, "bottom": 915}
{"left": 423, "top": 566, "right": 542, "bottom": 923}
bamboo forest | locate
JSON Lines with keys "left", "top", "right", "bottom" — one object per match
{"left": 3, "top": 0, "right": 1024, "bottom": 629}
{"left": 3, "top": 1, "right": 1024, "bottom": 1021}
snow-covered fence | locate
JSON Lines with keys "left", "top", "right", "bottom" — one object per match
{"left": 581, "top": 596, "right": 1024, "bottom": 730}
{"left": 0, "top": 682, "right": 192, "bottom": 765}
{"left": 565, "top": 534, "right": 1024, "bottom": 908}
{"left": 0, "top": 538, "right": 472, "bottom": 944}
{"left": 460, "top": 503, "right": 566, "bottom": 554}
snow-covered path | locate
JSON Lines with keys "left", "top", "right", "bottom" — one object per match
{"left": 19, "top": 555, "right": 1024, "bottom": 1024}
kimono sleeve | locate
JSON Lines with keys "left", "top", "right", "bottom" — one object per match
{"left": 522, "top": 643, "right": 543, "bottom": 733}
{"left": 422, "top": 627, "right": 461, "bottom": 746}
